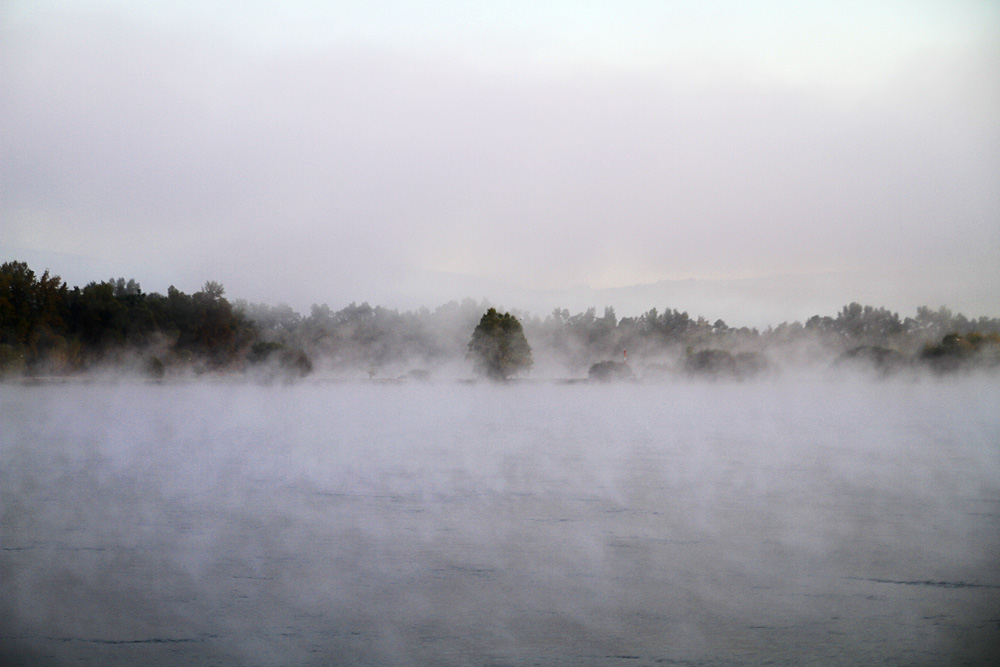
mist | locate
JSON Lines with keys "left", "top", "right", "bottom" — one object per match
{"left": 2, "top": 379, "right": 998, "bottom": 665}
{"left": 2, "top": 2, "right": 999, "bottom": 315}
{"left": 4, "top": 259, "right": 1000, "bottom": 382}
{"left": 3, "top": 2, "right": 1000, "bottom": 663}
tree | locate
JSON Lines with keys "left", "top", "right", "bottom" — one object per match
{"left": 468, "top": 308, "right": 532, "bottom": 380}
{"left": 0, "top": 261, "right": 68, "bottom": 368}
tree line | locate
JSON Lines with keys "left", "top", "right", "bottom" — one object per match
{"left": 0, "top": 261, "right": 252, "bottom": 377}
{"left": 2, "top": 260, "right": 998, "bottom": 379}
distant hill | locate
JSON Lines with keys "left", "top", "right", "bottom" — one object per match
{"left": 385, "top": 268, "right": 999, "bottom": 329}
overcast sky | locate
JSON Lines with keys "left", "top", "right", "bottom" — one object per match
{"left": 2, "top": 1, "right": 998, "bottom": 324}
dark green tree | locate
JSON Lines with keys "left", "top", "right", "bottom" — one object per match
{"left": 0, "top": 261, "right": 68, "bottom": 371}
{"left": 468, "top": 308, "right": 533, "bottom": 380}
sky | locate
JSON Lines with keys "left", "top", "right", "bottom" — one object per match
{"left": 2, "top": 0, "right": 998, "bottom": 325}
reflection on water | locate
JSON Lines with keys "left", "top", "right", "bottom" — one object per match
{"left": 2, "top": 380, "right": 999, "bottom": 666}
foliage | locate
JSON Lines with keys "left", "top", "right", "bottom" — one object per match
{"left": 684, "top": 349, "right": 737, "bottom": 377}
{"left": 247, "top": 341, "right": 313, "bottom": 379}
{"left": 0, "top": 261, "right": 67, "bottom": 368}
{"left": 0, "top": 261, "right": 255, "bottom": 375}
{"left": 4, "top": 259, "right": 1000, "bottom": 379}
{"left": 683, "top": 349, "right": 770, "bottom": 379}
{"left": 920, "top": 332, "right": 1000, "bottom": 373}
{"left": 836, "top": 345, "right": 907, "bottom": 376}
{"left": 468, "top": 308, "right": 533, "bottom": 380}
{"left": 588, "top": 361, "right": 633, "bottom": 382}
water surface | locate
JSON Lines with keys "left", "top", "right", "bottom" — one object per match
{"left": 2, "top": 379, "right": 998, "bottom": 665}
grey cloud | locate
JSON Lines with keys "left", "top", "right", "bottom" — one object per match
{"left": 1, "top": 11, "right": 998, "bottom": 313}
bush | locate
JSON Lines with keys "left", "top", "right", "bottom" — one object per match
{"left": 684, "top": 349, "right": 736, "bottom": 377}
{"left": 588, "top": 361, "right": 633, "bottom": 382}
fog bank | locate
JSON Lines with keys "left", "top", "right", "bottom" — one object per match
{"left": 2, "top": 379, "right": 998, "bottom": 665}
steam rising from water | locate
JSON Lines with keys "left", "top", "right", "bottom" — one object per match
{"left": 2, "top": 379, "right": 998, "bottom": 665}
